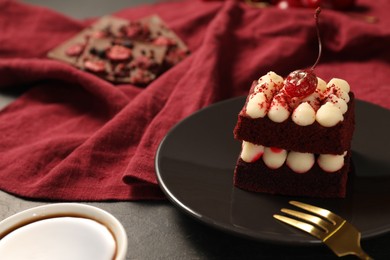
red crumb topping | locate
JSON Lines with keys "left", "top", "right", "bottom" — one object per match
{"left": 270, "top": 147, "right": 283, "bottom": 153}
{"left": 251, "top": 152, "right": 264, "bottom": 163}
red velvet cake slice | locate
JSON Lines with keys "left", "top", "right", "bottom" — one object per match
{"left": 233, "top": 71, "right": 355, "bottom": 198}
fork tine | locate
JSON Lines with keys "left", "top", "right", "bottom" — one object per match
{"left": 289, "top": 201, "right": 343, "bottom": 224}
{"left": 281, "top": 208, "right": 333, "bottom": 232}
{"left": 276, "top": 203, "right": 374, "bottom": 260}
{"left": 273, "top": 214, "right": 324, "bottom": 240}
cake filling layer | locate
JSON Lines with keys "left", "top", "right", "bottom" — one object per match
{"left": 240, "top": 141, "right": 346, "bottom": 173}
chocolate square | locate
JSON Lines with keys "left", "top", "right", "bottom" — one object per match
{"left": 48, "top": 15, "right": 189, "bottom": 87}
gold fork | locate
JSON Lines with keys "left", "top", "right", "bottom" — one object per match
{"left": 274, "top": 201, "right": 373, "bottom": 260}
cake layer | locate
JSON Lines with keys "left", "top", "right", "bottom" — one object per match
{"left": 234, "top": 93, "right": 355, "bottom": 155}
{"left": 233, "top": 153, "right": 351, "bottom": 198}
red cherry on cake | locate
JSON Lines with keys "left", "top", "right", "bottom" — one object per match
{"left": 284, "top": 8, "right": 322, "bottom": 98}
{"left": 284, "top": 69, "right": 317, "bottom": 98}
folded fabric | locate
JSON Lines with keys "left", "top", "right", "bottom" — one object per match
{"left": 0, "top": 0, "right": 389, "bottom": 201}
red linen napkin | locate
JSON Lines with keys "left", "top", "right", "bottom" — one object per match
{"left": 0, "top": 0, "right": 389, "bottom": 201}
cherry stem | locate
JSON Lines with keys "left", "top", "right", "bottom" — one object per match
{"left": 311, "top": 7, "right": 322, "bottom": 71}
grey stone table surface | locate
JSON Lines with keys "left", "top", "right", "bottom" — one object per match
{"left": 1, "top": 1, "right": 389, "bottom": 259}
{"left": 2, "top": 189, "right": 389, "bottom": 260}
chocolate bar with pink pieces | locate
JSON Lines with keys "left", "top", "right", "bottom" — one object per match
{"left": 48, "top": 15, "right": 189, "bottom": 86}
{"left": 139, "top": 15, "right": 190, "bottom": 68}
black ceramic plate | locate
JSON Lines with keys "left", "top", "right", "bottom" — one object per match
{"left": 155, "top": 97, "right": 390, "bottom": 245}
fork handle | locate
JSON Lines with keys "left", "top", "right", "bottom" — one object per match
{"left": 355, "top": 248, "right": 373, "bottom": 260}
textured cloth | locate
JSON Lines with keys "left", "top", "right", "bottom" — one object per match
{"left": 0, "top": 0, "right": 389, "bottom": 200}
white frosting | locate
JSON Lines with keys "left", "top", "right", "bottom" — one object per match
{"left": 316, "top": 102, "right": 344, "bottom": 127}
{"left": 327, "top": 78, "right": 350, "bottom": 103}
{"left": 255, "top": 71, "right": 284, "bottom": 99}
{"left": 245, "top": 92, "right": 268, "bottom": 118}
{"left": 318, "top": 153, "right": 346, "bottom": 172}
{"left": 286, "top": 152, "right": 315, "bottom": 173}
{"left": 268, "top": 95, "right": 290, "bottom": 123}
{"left": 287, "top": 96, "right": 300, "bottom": 110}
{"left": 257, "top": 71, "right": 284, "bottom": 87}
{"left": 301, "top": 89, "right": 323, "bottom": 110}
{"left": 338, "top": 90, "right": 350, "bottom": 103}
{"left": 240, "top": 141, "right": 264, "bottom": 163}
{"left": 263, "top": 147, "right": 287, "bottom": 169}
{"left": 0, "top": 217, "right": 116, "bottom": 260}
{"left": 328, "top": 78, "right": 350, "bottom": 93}
{"left": 292, "top": 102, "right": 316, "bottom": 126}
{"left": 243, "top": 72, "right": 351, "bottom": 127}
{"left": 240, "top": 141, "right": 346, "bottom": 173}
{"left": 316, "top": 77, "right": 327, "bottom": 92}
{"left": 327, "top": 94, "right": 348, "bottom": 114}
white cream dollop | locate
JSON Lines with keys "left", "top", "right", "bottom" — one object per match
{"left": 316, "top": 77, "right": 327, "bottom": 93}
{"left": 327, "top": 94, "right": 348, "bottom": 114}
{"left": 327, "top": 78, "right": 350, "bottom": 103}
{"left": 245, "top": 92, "right": 268, "bottom": 118}
{"left": 328, "top": 78, "right": 350, "bottom": 93}
{"left": 292, "top": 102, "right": 316, "bottom": 126}
{"left": 338, "top": 90, "right": 350, "bottom": 103}
{"left": 240, "top": 141, "right": 264, "bottom": 163}
{"left": 268, "top": 95, "right": 290, "bottom": 123}
{"left": 255, "top": 71, "right": 284, "bottom": 99}
{"left": 317, "top": 153, "right": 346, "bottom": 172}
{"left": 263, "top": 147, "right": 287, "bottom": 169}
{"left": 316, "top": 102, "right": 344, "bottom": 127}
{"left": 286, "top": 152, "right": 315, "bottom": 173}
{"left": 301, "top": 90, "right": 322, "bottom": 110}
{"left": 257, "top": 71, "right": 284, "bottom": 87}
